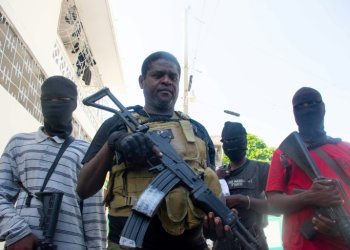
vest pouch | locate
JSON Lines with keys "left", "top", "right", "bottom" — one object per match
{"left": 204, "top": 167, "right": 223, "bottom": 197}
{"left": 165, "top": 186, "right": 188, "bottom": 222}
{"left": 157, "top": 167, "right": 222, "bottom": 236}
{"left": 186, "top": 195, "right": 205, "bottom": 227}
{"left": 109, "top": 166, "right": 155, "bottom": 217}
{"left": 158, "top": 186, "right": 188, "bottom": 235}
{"left": 186, "top": 167, "right": 223, "bottom": 228}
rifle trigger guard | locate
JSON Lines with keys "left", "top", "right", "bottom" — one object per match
{"left": 149, "top": 164, "right": 165, "bottom": 173}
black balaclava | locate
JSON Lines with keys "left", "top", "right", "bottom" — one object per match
{"left": 41, "top": 76, "right": 77, "bottom": 139}
{"left": 292, "top": 87, "right": 326, "bottom": 144}
{"left": 221, "top": 122, "right": 247, "bottom": 163}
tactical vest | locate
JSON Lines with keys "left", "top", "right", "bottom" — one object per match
{"left": 106, "top": 111, "right": 222, "bottom": 235}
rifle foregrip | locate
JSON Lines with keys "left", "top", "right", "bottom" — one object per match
{"left": 192, "top": 185, "right": 258, "bottom": 250}
{"left": 191, "top": 185, "right": 236, "bottom": 225}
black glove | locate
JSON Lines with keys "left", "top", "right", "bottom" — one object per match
{"left": 107, "top": 131, "right": 155, "bottom": 164}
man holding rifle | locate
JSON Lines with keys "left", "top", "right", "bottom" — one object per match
{"left": 0, "top": 76, "right": 106, "bottom": 249}
{"left": 214, "top": 122, "right": 270, "bottom": 250}
{"left": 77, "top": 51, "right": 224, "bottom": 250}
{"left": 266, "top": 87, "right": 350, "bottom": 250}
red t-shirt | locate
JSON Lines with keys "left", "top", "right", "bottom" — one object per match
{"left": 266, "top": 141, "right": 350, "bottom": 250}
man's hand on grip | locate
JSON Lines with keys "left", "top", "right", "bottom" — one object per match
{"left": 312, "top": 213, "right": 341, "bottom": 238}
{"left": 107, "top": 131, "right": 157, "bottom": 165}
{"left": 308, "top": 179, "right": 342, "bottom": 207}
{"left": 203, "top": 211, "right": 236, "bottom": 240}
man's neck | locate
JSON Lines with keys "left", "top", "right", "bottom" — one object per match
{"left": 42, "top": 127, "right": 51, "bottom": 137}
{"left": 143, "top": 106, "right": 174, "bottom": 116}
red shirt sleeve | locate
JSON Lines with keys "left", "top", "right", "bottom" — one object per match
{"left": 266, "top": 148, "right": 288, "bottom": 193}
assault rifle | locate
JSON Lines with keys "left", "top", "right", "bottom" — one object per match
{"left": 279, "top": 132, "right": 350, "bottom": 246}
{"left": 36, "top": 192, "right": 63, "bottom": 250}
{"left": 83, "top": 87, "right": 258, "bottom": 250}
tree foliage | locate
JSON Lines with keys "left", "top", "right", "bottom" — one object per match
{"left": 222, "top": 134, "right": 275, "bottom": 165}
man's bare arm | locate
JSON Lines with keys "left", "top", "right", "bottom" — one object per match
{"left": 77, "top": 143, "right": 113, "bottom": 199}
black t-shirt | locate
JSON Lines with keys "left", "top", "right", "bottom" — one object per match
{"left": 224, "top": 159, "right": 269, "bottom": 229}
{"left": 109, "top": 215, "right": 207, "bottom": 250}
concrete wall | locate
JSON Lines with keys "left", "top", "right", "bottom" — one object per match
{"left": 0, "top": 0, "right": 111, "bottom": 151}
{"left": 0, "top": 87, "right": 40, "bottom": 153}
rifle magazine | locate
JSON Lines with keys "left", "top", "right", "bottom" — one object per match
{"left": 119, "top": 212, "right": 151, "bottom": 248}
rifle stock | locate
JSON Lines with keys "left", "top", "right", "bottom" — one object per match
{"left": 279, "top": 132, "right": 319, "bottom": 179}
{"left": 280, "top": 132, "right": 350, "bottom": 246}
{"left": 83, "top": 88, "right": 259, "bottom": 250}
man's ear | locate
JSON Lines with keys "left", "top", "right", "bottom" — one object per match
{"left": 138, "top": 75, "right": 144, "bottom": 89}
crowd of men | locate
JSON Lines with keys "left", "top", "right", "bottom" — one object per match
{"left": 0, "top": 51, "right": 349, "bottom": 250}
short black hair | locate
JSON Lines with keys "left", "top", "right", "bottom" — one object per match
{"left": 141, "top": 51, "right": 181, "bottom": 77}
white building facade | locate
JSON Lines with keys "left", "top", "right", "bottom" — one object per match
{"left": 0, "top": 0, "right": 124, "bottom": 151}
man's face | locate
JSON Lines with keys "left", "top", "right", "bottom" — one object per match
{"left": 41, "top": 95, "right": 77, "bottom": 138}
{"left": 139, "top": 58, "right": 180, "bottom": 112}
{"left": 221, "top": 136, "right": 247, "bottom": 163}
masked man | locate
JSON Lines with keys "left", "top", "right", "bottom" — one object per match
{"left": 266, "top": 87, "right": 350, "bottom": 250}
{"left": 214, "top": 122, "right": 270, "bottom": 250}
{"left": 0, "top": 76, "right": 106, "bottom": 249}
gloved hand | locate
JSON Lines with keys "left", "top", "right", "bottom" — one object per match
{"left": 107, "top": 131, "right": 155, "bottom": 165}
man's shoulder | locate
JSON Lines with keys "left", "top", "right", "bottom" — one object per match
{"left": 12, "top": 130, "right": 37, "bottom": 138}
{"left": 173, "top": 110, "right": 210, "bottom": 136}
{"left": 174, "top": 110, "right": 190, "bottom": 120}
{"left": 1, "top": 131, "right": 41, "bottom": 157}
{"left": 249, "top": 159, "right": 269, "bottom": 165}
{"left": 101, "top": 114, "right": 123, "bottom": 126}
{"left": 320, "top": 140, "right": 350, "bottom": 157}
{"left": 97, "top": 114, "right": 126, "bottom": 134}
{"left": 6, "top": 131, "right": 38, "bottom": 145}
{"left": 334, "top": 140, "right": 350, "bottom": 148}
{"left": 248, "top": 160, "right": 270, "bottom": 170}
{"left": 187, "top": 117, "right": 208, "bottom": 132}
{"left": 70, "top": 138, "right": 90, "bottom": 151}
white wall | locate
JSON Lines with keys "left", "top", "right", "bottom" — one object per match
{"left": 0, "top": 0, "right": 104, "bottom": 140}
{"left": 0, "top": 87, "right": 40, "bottom": 153}
{"left": 0, "top": 0, "right": 63, "bottom": 75}
{"left": 0, "top": 0, "right": 61, "bottom": 153}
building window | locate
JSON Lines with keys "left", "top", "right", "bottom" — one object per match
{"left": 0, "top": 9, "right": 91, "bottom": 141}
{"left": 58, "top": 0, "right": 99, "bottom": 86}
{"left": 0, "top": 10, "right": 45, "bottom": 123}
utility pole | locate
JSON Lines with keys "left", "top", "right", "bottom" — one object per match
{"left": 183, "top": 6, "right": 190, "bottom": 114}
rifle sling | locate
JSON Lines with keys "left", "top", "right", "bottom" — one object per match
{"left": 312, "top": 147, "right": 350, "bottom": 186}
{"left": 284, "top": 144, "right": 350, "bottom": 206}
{"left": 312, "top": 147, "right": 350, "bottom": 206}
{"left": 40, "top": 136, "right": 74, "bottom": 192}
{"left": 20, "top": 136, "right": 74, "bottom": 206}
